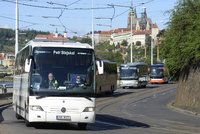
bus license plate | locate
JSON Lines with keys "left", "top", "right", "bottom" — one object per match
{"left": 56, "top": 115, "right": 71, "bottom": 121}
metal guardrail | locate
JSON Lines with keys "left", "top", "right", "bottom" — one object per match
{"left": 0, "top": 92, "right": 12, "bottom": 107}
{"left": 0, "top": 83, "right": 13, "bottom": 88}
{"left": 0, "top": 83, "right": 13, "bottom": 93}
{"left": 0, "top": 93, "right": 12, "bottom": 98}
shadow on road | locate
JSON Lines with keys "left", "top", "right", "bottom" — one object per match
{"left": 96, "top": 114, "right": 150, "bottom": 128}
{"left": 96, "top": 91, "right": 133, "bottom": 98}
{"left": 0, "top": 105, "right": 10, "bottom": 123}
{"left": 146, "top": 85, "right": 161, "bottom": 89}
{"left": 32, "top": 114, "right": 150, "bottom": 131}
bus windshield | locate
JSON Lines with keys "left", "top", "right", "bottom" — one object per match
{"left": 150, "top": 67, "right": 164, "bottom": 78}
{"left": 120, "top": 66, "right": 138, "bottom": 80}
{"left": 30, "top": 47, "right": 95, "bottom": 97}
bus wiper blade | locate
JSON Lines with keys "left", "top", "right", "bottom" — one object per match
{"left": 36, "top": 95, "right": 47, "bottom": 99}
{"left": 83, "top": 96, "right": 93, "bottom": 102}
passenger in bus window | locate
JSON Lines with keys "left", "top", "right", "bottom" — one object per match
{"left": 48, "top": 73, "right": 59, "bottom": 89}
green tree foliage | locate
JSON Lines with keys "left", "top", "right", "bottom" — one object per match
{"left": 161, "top": 0, "right": 200, "bottom": 80}
{"left": 95, "top": 42, "right": 123, "bottom": 64}
{"left": 0, "top": 28, "right": 49, "bottom": 53}
{"left": 80, "top": 37, "right": 92, "bottom": 45}
{"left": 121, "top": 40, "right": 128, "bottom": 47}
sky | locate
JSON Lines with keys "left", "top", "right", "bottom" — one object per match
{"left": 0, "top": 0, "right": 178, "bottom": 37}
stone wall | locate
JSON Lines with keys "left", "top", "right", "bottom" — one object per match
{"left": 174, "top": 68, "right": 200, "bottom": 113}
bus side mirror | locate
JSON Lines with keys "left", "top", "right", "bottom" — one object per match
{"left": 25, "top": 58, "right": 32, "bottom": 72}
{"left": 96, "top": 61, "right": 104, "bottom": 75}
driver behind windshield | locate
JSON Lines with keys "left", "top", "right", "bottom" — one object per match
{"left": 48, "top": 73, "right": 59, "bottom": 89}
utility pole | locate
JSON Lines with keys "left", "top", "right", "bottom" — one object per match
{"left": 157, "top": 40, "right": 160, "bottom": 62}
{"left": 15, "top": 0, "right": 19, "bottom": 56}
{"left": 91, "top": 0, "right": 94, "bottom": 49}
{"left": 107, "top": 1, "right": 134, "bottom": 62}
{"left": 130, "top": 0, "right": 133, "bottom": 63}
{"left": 144, "top": 46, "right": 147, "bottom": 58}
{"left": 151, "top": 37, "right": 154, "bottom": 65}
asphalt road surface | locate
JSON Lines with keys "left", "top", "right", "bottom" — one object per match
{"left": 0, "top": 84, "right": 200, "bottom": 134}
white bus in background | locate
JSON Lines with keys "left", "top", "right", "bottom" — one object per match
{"left": 13, "top": 40, "right": 96, "bottom": 129}
{"left": 96, "top": 60, "right": 117, "bottom": 94}
{"left": 119, "top": 62, "right": 149, "bottom": 88}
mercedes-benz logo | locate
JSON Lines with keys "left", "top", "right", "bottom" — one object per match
{"left": 61, "top": 107, "right": 66, "bottom": 113}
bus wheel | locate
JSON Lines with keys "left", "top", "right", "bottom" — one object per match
{"left": 25, "top": 119, "right": 32, "bottom": 127}
{"left": 15, "top": 112, "right": 22, "bottom": 119}
{"left": 78, "top": 123, "right": 87, "bottom": 130}
{"left": 15, "top": 105, "right": 22, "bottom": 119}
{"left": 25, "top": 105, "right": 32, "bottom": 127}
{"left": 110, "top": 90, "right": 114, "bottom": 94}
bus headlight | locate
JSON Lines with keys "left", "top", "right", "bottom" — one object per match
{"left": 120, "top": 81, "right": 123, "bottom": 85}
{"left": 83, "top": 107, "right": 95, "bottom": 112}
{"left": 30, "top": 105, "right": 44, "bottom": 111}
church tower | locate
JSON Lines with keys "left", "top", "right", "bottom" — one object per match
{"left": 140, "top": 7, "right": 148, "bottom": 30}
{"left": 127, "top": 8, "right": 137, "bottom": 29}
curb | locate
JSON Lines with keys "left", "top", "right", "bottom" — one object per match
{"left": 0, "top": 102, "right": 12, "bottom": 108}
{"left": 167, "top": 102, "right": 200, "bottom": 118}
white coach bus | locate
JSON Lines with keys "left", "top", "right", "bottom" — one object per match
{"left": 13, "top": 40, "right": 96, "bottom": 129}
{"left": 119, "top": 62, "right": 149, "bottom": 88}
{"left": 96, "top": 60, "right": 117, "bottom": 94}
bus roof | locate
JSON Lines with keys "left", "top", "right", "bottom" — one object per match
{"left": 121, "top": 62, "right": 148, "bottom": 67}
{"left": 19, "top": 40, "right": 93, "bottom": 53}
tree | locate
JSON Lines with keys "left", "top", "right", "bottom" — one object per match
{"left": 80, "top": 37, "right": 92, "bottom": 45}
{"left": 0, "top": 28, "right": 49, "bottom": 53}
{"left": 121, "top": 40, "right": 128, "bottom": 47}
{"left": 95, "top": 42, "right": 123, "bottom": 65}
{"left": 161, "top": 0, "right": 200, "bottom": 80}
{"left": 161, "top": 0, "right": 200, "bottom": 113}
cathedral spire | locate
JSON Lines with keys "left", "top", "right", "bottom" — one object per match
{"left": 136, "top": 20, "right": 140, "bottom": 30}
{"left": 141, "top": 7, "right": 147, "bottom": 19}
{"left": 146, "top": 20, "right": 151, "bottom": 30}
{"left": 127, "top": 8, "right": 137, "bottom": 29}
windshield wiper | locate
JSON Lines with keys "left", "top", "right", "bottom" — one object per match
{"left": 83, "top": 96, "right": 93, "bottom": 102}
{"left": 36, "top": 95, "right": 47, "bottom": 99}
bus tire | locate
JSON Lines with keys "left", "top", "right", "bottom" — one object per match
{"left": 25, "top": 119, "right": 32, "bottom": 127}
{"left": 78, "top": 123, "right": 87, "bottom": 130}
{"left": 15, "top": 105, "right": 23, "bottom": 119}
{"left": 142, "top": 85, "right": 146, "bottom": 88}
{"left": 25, "top": 104, "right": 32, "bottom": 127}
{"left": 15, "top": 112, "right": 22, "bottom": 120}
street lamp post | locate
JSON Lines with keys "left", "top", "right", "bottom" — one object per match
{"left": 151, "top": 37, "right": 154, "bottom": 65}
{"left": 107, "top": 1, "right": 134, "bottom": 63}
{"left": 130, "top": 0, "right": 133, "bottom": 63}
{"left": 15, "top": 0, "right": 19, "bottom": 56}
{"left": 91, "top": 0, "right": 94, "bottom": 49}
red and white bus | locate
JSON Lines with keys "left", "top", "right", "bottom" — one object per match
{"left": 149, "top": 64, "right": 168, "bottom": 84}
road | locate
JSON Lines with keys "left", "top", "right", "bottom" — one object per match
{"left": 0, "top": 84, "right": 200, "bottom": 134}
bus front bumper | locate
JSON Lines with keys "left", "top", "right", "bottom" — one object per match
{"left": 28, "top": 110, "right": 95, "bottom": 123}
{"left": 149, "top": 78, "right": 167, "bottom": 84}
{"left": 119, "top": 80, "right": 139, "bottom": 88}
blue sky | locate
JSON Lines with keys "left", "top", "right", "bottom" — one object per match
{"left": 0, "top": 0, "right": 177, "bottom": 37}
